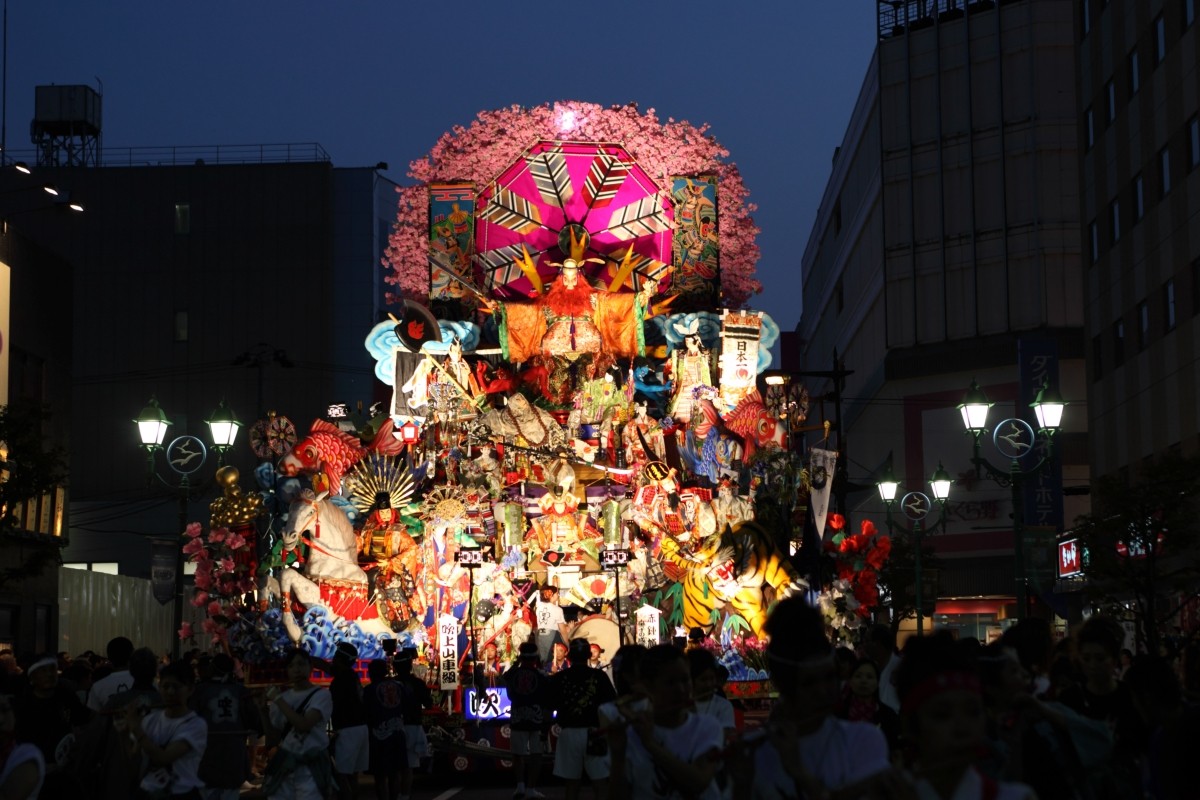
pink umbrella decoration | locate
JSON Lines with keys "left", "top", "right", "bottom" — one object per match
{"left": 473, "top": 140, "right": 675, "bottom": 298}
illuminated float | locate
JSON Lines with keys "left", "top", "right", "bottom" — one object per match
{"left": 180, "top": 105, "right": 886, "bottom": 750}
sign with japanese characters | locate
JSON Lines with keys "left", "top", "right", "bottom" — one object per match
{"left": 1058, "top": 538, "right": 1082, "bottom": 577}
{"left": 635, "top": 605, "right": 662, "bottom": 648}
{"left": 718, "top": 310, "right": 762, "bottom": 409}
{"left": 438, "top": 613, "right": 459, "bottom": 689}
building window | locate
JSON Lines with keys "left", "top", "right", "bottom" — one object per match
{"left": 1161, "top": 147, "right": 1172, "bottom": 195}
{"left": 1164, "top": 279, "right": 1177, "bottom": 331}
{"left": 174, "top": 203, "right": 190, "bottom": 234}
{"left": 1083, "top": 0, "right": 1091, "bottom": 36}
{"left": 1111, "top": 199, "right": 1121, "bottom": 244}
{"left": 1092, "top": 334, "right": 1103, "bottom": 380}
{"left": 1113, "top": 320, "right": 1125, "bottom": 366}
{"left": 1106, "top": 80, "right": 1117, "bottom": 123}
{"left": 1129, "top": 50, "right": 1140, "bottom": 94}
{"left": 1138, "top": 301, "right": 1150, "bottom": 349}
{"left": 1186, "top": 0, "right": 1195, "bottom": 29}
{"left": 1156, "top": 15, "right": 1166, "bottom": 63}
{"left": 1085, "top": 108, "right": 1095, "bottom": 149}
{"left": 1190, "top": 117, "right": 1199, "bottom": 169}
{"left": 1089, "top": 220, "right": 1100, "bottom": 263}
{"left": 1134, "top": 174, "right": 1145, "bottom": 222}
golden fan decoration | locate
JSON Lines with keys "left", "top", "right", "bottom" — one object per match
{"left": 346, "top": 452, "right": 415, "bottom": 515}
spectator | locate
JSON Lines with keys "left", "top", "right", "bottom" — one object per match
{"left": 832, "top": 659, "right": 900, "bottom": 754}
{"left": 1058, "top": 615, "right": 1145, "bottom": 782}
{"left": 732, "top": 597, "right": 896, "bottom": 800}
{"left": 999, "top": 618, "right": 1056, "bottom": 698}
{"left": 504, "top": 642, "right": 550, "bottom": 800}
{"left": 107, "top": 647, "right": 163, "bottom": 717}
{"left": 862, "top": 623, "right": 900, "bottom": 713}
{"left": 833, "top": 646, "right": 857, "bottom": 685}
{"left": 549, "top": 637, "right": 617, "bottom": 800}
{"left": 0, "top": 692, "right": 43, "bottom": 798}
{"left": 976, "top": 642, "right": 1108, "bottom": 799}
{"left": 894, "top": 632, "right": 1034, "bottom": 799}
{"left": 687, "top": 648, "right": 736, "bottom": 739}
{"left": 534, "top": 584, "right": 567, "bottom": 664}
{"left": 608, "top": 644, "right": 723, "bottom": 800}
{"left": 190, "top": 653, "right": 262, "bottom": 800}
{"left": 126, "top": 660, "right": 207, "bottom": 798}
{"left": 393, "top": 650, "right": 432, "bottom": 800}
{"left": 87, "top": 636, "right": 134, "bottom": 712}
{"left": 363, "top": 660, "right": 406, "bottom": 800}
{"left": 62, "top": 658, "right": 94, "bottom": 706}
{"left": 258, "top": 648, "right": 335, "bottom": 800}
{"left": 1125, "top": 653, "right": 1200, "bottom": 800}
{"left": 13, "top": 653, "right": 90, "bottom": 794}
{"left": 325, "top": 642, "right": 369, "bottom": 800}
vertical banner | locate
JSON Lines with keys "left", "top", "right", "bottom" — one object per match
{"left": 635, "top": 605, "right": 662, "bottom": 648}
{"left": 718, "top": 310, "right": 762, "bottom": 410}
{"left": 150, "top": 539, "right": 178, "bottom": 606}
{"left": 438, "top": 613, "right": 460, "bottom": 689}
{"left": 428, "top": 183, "right": 475, "bottom": 315}
{"left": 669, "top": 176, "right": 720, "bottom": 310}
{"left": 808, "top": 448, "right": 839, "bottom": 540}
{"left": 1018, "top": 337, "right": 1064, "bottom": 532}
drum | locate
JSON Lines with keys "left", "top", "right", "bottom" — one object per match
{"left": 571, "top": 615, "right": 622, "bottom": 665}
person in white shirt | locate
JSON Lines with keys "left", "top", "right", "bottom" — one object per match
{"left": 732, "top": 598, "right": 908, "bottom": 800}
{"left": 125, "top": 660, "right": 208, "bottom": 798}
{"left": 608, "top": 645, "right": 724, "bottom": 800}
{"left": 863, "top": 623, "right": 901, "bottom": 714}
{"left": 687, "top": 648, "right": 736, "bottom": 737}
{"left": 534, "top": 584, "right": 567, "bottom": 663}
{"left": 87, "top": 636, "right": 134, "bottom": 712}
{"left": 258, "top": 649, "right": 336, "bottom": 800}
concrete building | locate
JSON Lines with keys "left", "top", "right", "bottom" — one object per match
{"left": 1080, "top": 0, "right": 1200, "bottom": 478}
{"left": 4, "top": 145, "right": 399, "bottom": 584}
{"left": 794, "top": 0, "right": 1091, "bottom": 635}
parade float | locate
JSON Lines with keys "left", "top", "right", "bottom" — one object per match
{"left": 179, "top": 102, "right": 889, "bottom": 765}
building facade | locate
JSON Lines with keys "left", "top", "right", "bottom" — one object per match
{"left": 1080, "top": 0, "right": 1200, "bottom": 478}
{"left": 6, "top": 148, "right": 398, "bottom": 580}
{"left": 795, "top": 0, "right": 1091, "bottom": 634}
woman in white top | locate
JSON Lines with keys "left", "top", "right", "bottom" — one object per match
{"left": 259, "top": 648, "right": 335, "bottom": 800}
{"left": 125, "top": 660, "right": 208, "bottom": 798}
{"left": 687, "top": 649, "right": 736, "bottom": 737}
{"left": 0, "top": 692, "right": 43, "bottom": 799}
{"left": 608, "top": 645, "right": 724, "bottom": 800}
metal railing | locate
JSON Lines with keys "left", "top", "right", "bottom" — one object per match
{"left": 877, "top": 0, "right": 998, "bottom": 39}
{"left": 3, "top": 142, "right": 331, "bottom": 168}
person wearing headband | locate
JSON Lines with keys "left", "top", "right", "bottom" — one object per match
{"left": 895, "top": 633, "right": 1035, "bottom": 800}
{"left": 13, "top": 653, "right": 90, "bottom": 795}
{"left": 732, "top": 596, "right": 900, "bottom": 800}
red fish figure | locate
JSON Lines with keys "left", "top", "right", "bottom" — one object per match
{"left": 279, "top": 419, "right": 403, "bottom": 495}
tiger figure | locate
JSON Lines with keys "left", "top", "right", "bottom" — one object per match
{"left": 658, "top": 519, "right": 804, "bottom": 639}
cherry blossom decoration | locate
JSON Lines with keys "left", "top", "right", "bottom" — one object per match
{"left": 384, "top": 101, "right": 762, "bottom": 308}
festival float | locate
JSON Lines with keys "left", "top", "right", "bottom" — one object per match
{"left": 179, "top": 101, "right": 889, "bottom": 769}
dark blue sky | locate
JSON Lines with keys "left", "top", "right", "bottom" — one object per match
{"left": 5, "top": 1, "right": 877, "bottom": 335}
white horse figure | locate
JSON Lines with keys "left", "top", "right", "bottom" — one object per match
{"left": 277, "top": 492, "right": 393, "bottom": 644}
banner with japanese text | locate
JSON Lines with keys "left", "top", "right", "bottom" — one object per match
{"left": 718, "top": 310, "right": 762, "bottom": 409}
{"left": 428, "top": 183, "right": 475, "bottom": 314}
{"left": 437, "top": 613, "right": 460, "bottom": 689}
{"left": 669, "top": 176, "right": 719, "bottom": 310}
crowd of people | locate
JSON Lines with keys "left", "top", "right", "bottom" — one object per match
{"left": 0, "top": 606, "right": 1195, "bottom": 799}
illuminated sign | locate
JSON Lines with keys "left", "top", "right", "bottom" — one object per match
{"left": 1058, "top": 538, "right": 1082, "bottom": 577}
{"left": 463, "top": 687, "right": 511, "bottom": 720}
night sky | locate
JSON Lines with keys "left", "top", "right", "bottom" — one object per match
{"left": 4, "top": 1, "right": 876, "bottom": 337}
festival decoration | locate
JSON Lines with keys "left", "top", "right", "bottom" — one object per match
{"left": 819, "top": 514, "right": 893, "bottom": 643}
{"left": 428, "top": 183, "right": 476, "bottom": 313}
{"left": 384, "top": 101, "right": 762, "bottom": 307}
{"left": 669, "top": 175, "right": 720, "bottom": 310}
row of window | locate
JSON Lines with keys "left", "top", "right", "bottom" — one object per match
{"left": 1083, "top": 0, "right": 1194, "bottom": 40}
{"left": 1084, "top": 6, "right": 1194, "bottom": 152}
{"left": 1092, "top": 265, "right": 1198, "bottom": 379}
{"left": 1088, "top": 117, "right": 1200, "bottom": 261}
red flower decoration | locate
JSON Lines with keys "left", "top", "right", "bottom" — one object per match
{"left": 828, "top": 513, "right": 846, "bottom": 532}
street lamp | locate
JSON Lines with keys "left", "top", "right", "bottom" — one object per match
{"left": 957, "top": 378, "right": 1065, "bottom": 620}
{"left": 877, "top": 459, "right": 950, "bottom": 636}
{"left": 134, "top": 396, "right": 242, "bottom": 656}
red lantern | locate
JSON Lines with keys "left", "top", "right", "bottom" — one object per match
{"left": 401, "top": 420, "right": 420, "bottom": 444}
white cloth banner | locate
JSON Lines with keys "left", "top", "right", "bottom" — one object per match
{"left": 635, "top": 605, "right": 662, "bottom": 648}
{"left": 809, "top": 448, "right": 839, "bottom": 540}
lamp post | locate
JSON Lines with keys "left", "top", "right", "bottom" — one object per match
{"left": 878, "top": 459, "right": 951, "bottom": 636}
{"left": 957, "top": 379, "right": 1065, "bottom": 620}
{"left": 134, "top": 395, "right": 242, "bottom": 656}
